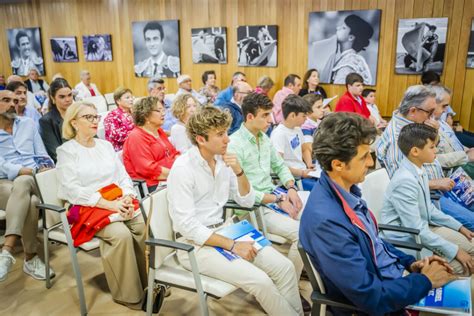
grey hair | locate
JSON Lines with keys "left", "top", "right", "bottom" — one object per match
{"left": 428, "top": 84, "right": 452, "bottom": 104}
{"left": 398, "top": 85, "right": 436, "bottom": 116}
{"left": 147, "top": 77, "right": 164, "bottom": 92}
{"left": 80, "top": 70, "right": 90, "bottom": 78}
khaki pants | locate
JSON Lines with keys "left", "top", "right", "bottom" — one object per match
{"left": 430, "top": 226, "right": 474, "bottom": 276}
{"left": 177, "top": 241, "right": 303, "bottom": 316}
{"left": 0, "top": 175, "right": 40, "bottom": 254}
{"left": 95, "top": 214, "right": 147, "bottom": 304}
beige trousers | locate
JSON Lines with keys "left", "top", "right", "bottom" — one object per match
{"left": 0, "top": 175, "right": 40, "bottom": 253}
{"left": 430, "top": 226, "right": 474, "bottom": 276}
{"left": 177, "top": 241, "right": 303, "bottom": 316}
{"left": 94, "top": 214, "right": 147, "bottom": 304}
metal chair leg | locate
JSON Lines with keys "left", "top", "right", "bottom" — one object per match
{"left": 146, "top": 267, "right": 155, "bottom": 316}
{"left": 188, "top": 251, "right": 209, "bottom": 316}
{"left": 43, "top": 225, "right": 51, "bottom": 289}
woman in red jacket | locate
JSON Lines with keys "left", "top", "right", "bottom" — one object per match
{"left": 123, "top": 96, "right": 180, "bottom": 192}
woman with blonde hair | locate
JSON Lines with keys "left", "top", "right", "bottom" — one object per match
{"left": 170, "top": 94, "right": 198, "bottom": 153}
{"left": 56, "top": 101, "right": 146, "bottom": 310}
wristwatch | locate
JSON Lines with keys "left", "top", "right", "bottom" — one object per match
{"left": 275, "top": 193, "right": 286, "bottom": 204}
{"left": 287, "top": 185, "right": 298, "bottom": 192}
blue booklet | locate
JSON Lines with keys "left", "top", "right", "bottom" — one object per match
{"left": 408, "top": 277, "right": 472, "bottom": 315}
{"left": 445, "top": 167, "right": 474, "bottom": 208}
{"left": 214, "top": 220, "right": 271, "bottom": 261}
{"left": 33, "top": 156, "right": 55, "bottom": 170}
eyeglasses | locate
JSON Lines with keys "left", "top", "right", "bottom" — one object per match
{"left": 416, "top": 107, "right": 434, "bottom": 116}
{"left": 153, "top": 86, "right": 166, "bottom": 91}
{"left": 79, "top": 114, "right": 101, "bottom": 122}
{"left": 0, "top": 97, "right": 19, "bottom": 105}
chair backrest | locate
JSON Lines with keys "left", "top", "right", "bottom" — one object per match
{"left": 34, "top": 169, "right": 64, "bottom": 227}
{"left": 96, "top": 111, "right": 109, "bottom": 140}
{"left": 83, "top": 95, "right": 108, "bottom": 113}
{"left": 140, "top": 188, "right": 174, "bottom": 268}
{"left": 359, "top": 168, "right": 390, "bottom": 221}
{"left": 104, "top": 93, "right": 115, "bottom": 105}
{"left": 297, "top": 243, "right": 326, "bottom": 294}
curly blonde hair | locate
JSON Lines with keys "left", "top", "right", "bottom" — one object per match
{"left": 132, "top": 96, "right": 160, "bottom": 126}
{"left": 187, "top": 106, "right": 232, "bottom": 146}
{"left": 171, "top": 93, "right": 198, "bottom": 122}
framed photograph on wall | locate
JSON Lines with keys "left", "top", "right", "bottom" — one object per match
{"left": 308, "top": 9, "right": 381, "bottom": 86}
{"left": 50, "top": 37, "right": 79, "bottom": 62}
{"left": 6, "top": 27, "right": 45, "bottom": 76}
{"left": 467, "top": 18, "right": 474, "bottom": 68}
{"left": 237, "top": 25, "right": 278, "bottom": 67}
{"left": 191, "top": 27, "right": 227, "bottom": 64}
{"left": 132, "top": 20, "right": 181, "bottom": 78}
{"left": 395, "top": 18, "right": 448, "bottom": 74}
{"left": 82, "top": 34, "right": 113, "bottom": 62}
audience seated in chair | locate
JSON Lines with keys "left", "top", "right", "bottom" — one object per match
{"left": 301, "top": 94, "right": 327, "bottom": 168}
{"left": 214, "top": 71, "right": 246, "bottom": 106}
{"left": 362, "top": 88, "right": 387, "bottom": 130}
{"left": 56, "top": 101, "right": 146, "bottom": 310}
{"left": 254, "top": 75, "right": 274, "bottom": 96}
{"left": 174, "top": 74, "right": 207, "bottom": 105}
{"left": 123, "top": 96, "right": 180, "bottom": 192}
{"left": 147, "top": 77, "right": 177, "bottom": 132}
{"left": 218, "top": 81, "right": 252, "bottom": 135}
{"left": 75, "top": 70, "right": 101, "bottom": 100}
{"left": 103, "top": 87, "right": 135, "bottom": 151}
{"left": 334, "top": 73, "right": 374, "bottom": 124}
{"left": 382, "top": 123, "right": 474, "bottom": 276}
{"left": 39, "top": 78, "right": 73, "bottom": 162}
{"left": 6, "top": 80, "right": 41, "bottom": 128}
{"left": 377, "top": 85, "right": 474, "bottom": 231}
{"left": 0, "top": 90, "right": 54, "bottom": 282}
{"left": 169, "top": 93, "right": 197, "bottom": 153}
{"left": 197, "top": 70, "right": 220, "bottom": 104}
{"left": 167, "top": 106, "right": 303, "bottom": 316}
{"left": 298, "top": 68, "right": 327, "bottom": 99}
{"left": 7, "top": 75, "right": 42, "bottom": 113}
{"left": 300, "top": 112, "right": 457, "bottom": 315}
{"left": 272, "top": 74, "right": 302, "bottom": 124}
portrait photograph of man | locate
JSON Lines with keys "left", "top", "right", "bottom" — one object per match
{"left": 132, "top": 20, "right": 181, "bottom": 78}
{"left": 7, "top": 27, "right": 45, "bottom": 76}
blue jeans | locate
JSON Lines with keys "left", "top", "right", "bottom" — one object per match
{"left": 439, "top": 196, "right": 474, "bottom": 231}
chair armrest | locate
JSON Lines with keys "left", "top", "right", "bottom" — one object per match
{"left": 145, "top": 238, "right": 194, "bottom": 252}
{"left": 378, "top": 224, "right": 420, "bottom": 235}
{"left": 224, "top": 200, "right": 260, "bottom": 212}
{"left": 382, "top": 238, "right": 423, "bottom": 251}
{"left": 132, "top": 178, "right": 146, "bottom": 185}
{"left": 37, "top": 203, "right": 66, "bottom": 213}
{"left": 311, "top": 292, "right": 362, "bottom": 311}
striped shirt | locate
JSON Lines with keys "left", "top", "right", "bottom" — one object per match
{"left": 376, "top": 112, "right": 444, "bottom": 180}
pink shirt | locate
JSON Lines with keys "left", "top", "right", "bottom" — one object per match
{"left": 272, "top": 86, "right": 294, "bottom": 124}
{"left": 104, "top": 107, "right": 135, "bottom": 151}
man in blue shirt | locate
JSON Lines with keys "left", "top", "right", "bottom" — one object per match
{"left": 0, "top": 89, "right": 54, "bottom": 282}
{"left": 6, "top": 80, "right": 41, "bottom": 129}
{"left": 214, "top": 71, "right": 246, "bottom": 106}
{"left": 300, "top": 112, "right": 456, "bottom": 315}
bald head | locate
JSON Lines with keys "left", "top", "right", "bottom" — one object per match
{"left": 7, "top": 75, "right": 22, "bottom": 84}
{"left": 0, "top": 90, "right": 17, "bottom": 114}
{"left": 233, "top": 81, "right": 253, "bottom": 105}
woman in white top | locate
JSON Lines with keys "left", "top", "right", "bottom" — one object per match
{"left": 170, "top": 94, "right": 197, "bottom": 153}
{"left": 56, "top": 101, "right": 146, "bottom": 310}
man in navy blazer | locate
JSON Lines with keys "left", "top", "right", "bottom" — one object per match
{"left": 300, "top": 112, "right": 456, "bottom": 315}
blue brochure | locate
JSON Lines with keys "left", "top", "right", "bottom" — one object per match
{"left": 408, "top": 277, "right": 471, "bottom": 315}
{"left": 214, "top": 220, "right": 271, "bottom": 261}
{"left": 33, "top": 156, "right": 55, "bottom": 169}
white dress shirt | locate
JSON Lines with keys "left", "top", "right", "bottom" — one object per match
{"left": 56, "top": 139, "right": 135, "bottom": 206}
{"left": 167, "top": 146, "right": 255, "bottom": 245}
{"left": 169, "top": 122, "right": 192, "bottom": 153}
{"left": 74, "top": 81, "right": 101, "bottom": 100}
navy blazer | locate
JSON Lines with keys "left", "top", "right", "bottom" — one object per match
{"left": 300, "top": 171, "right": 432, "bottom": 316}
{"left": 219, "top": 101, "right": 243, "bottom": 136}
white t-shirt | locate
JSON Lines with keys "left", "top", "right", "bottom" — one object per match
{"left": 270, "top": 124, "right": 306, "bottom": 170}
{"left": 170, "top": 122, "right": 192, "bottom": 153}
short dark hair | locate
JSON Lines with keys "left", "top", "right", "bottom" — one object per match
{"left": 242, "top": 92, "right": 273, "bottom": 120}
{"left": 421, "top": 70, "right": 440, "bottom": 85}
{"left": 344, "top": 14, "right": 374, "bottom": 52}
{"left": 284, "top": 74, "right": 301, "bottom": 87}
{"left": 6, "top": 81, "right": 27, "bottom": 92}
{"left": 313, "top": 112, "right": 377, "bottom": 171}
{"left": 282, "top": 95, "right": 312, "bottom": 119}
{"left": 201, "top": 70, "right": 216, "bottom": 85}
{"left": 398, "top": 123, "right": 438, "bottom": 157}
{"left": 302, "top": 94, "right": 323, "bottom": 107}
{"left": 345, "top": 73, "right": 364, "bottom": 87}
{"left": 15, "top": 30, "right": 29, "bottom": 46}
{"left": 143, "top": 22, "right": 164, "bottom": 41}
{"left": 362, "top": 88, "right": 376, "bottom": 98}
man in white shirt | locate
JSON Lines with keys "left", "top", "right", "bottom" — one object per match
{"left": 75, "top": 70, "right": 101, "bottom": 100}
{"left": 167, "top": 106, "right": 303, "bottom": 316}
{"left": 174, "top": 74, "right": 207, "bottom": 105}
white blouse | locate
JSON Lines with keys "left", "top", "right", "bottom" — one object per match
{"left": 56, "top": 139, "right": 135, "bottom": 206}
{"left": 169, "top": 122, "right": 192, "bottom": 153}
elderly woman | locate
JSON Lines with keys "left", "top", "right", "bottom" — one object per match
{"left": 123, "top": 97, "right": 180, "bottom": 192}
{"left": 299, "top": 69, "right": 327, "bottom": 99}
{"left": 198, "top": 70, "right": 220, "bottom": 104}
{"left": 56, "top": 101, "right": 146, "bottom": 310}
{"left": 104, "top": 87, "right": 134, "bottom": 151}
{"left": 170, "top": 94, "right": 197, "bottom": 153}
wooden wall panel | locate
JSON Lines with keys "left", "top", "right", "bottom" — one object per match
{"left": 0, "top": 0, "right": 473, "bottom": 128}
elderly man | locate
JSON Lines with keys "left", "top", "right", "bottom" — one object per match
{"left": 74, "top": 70, "right": 101, "bottom": 100}
{"left": 214, "top": 71, "right": 246, "bottom": 106}
{"left": 0, "top": 89, "right": 54, "bottom": 282}
{"left": 147, "top": 77, "right": 176, "bottom": 132}
{"left": 10, "top": 30, "right": 44, "bottom": 76}
{"left": 218, "top": 81, "right": 252, "bottom": 135}
{"left": 377, "top": 85, "right": 474, "bottom": 231}
{"left": 174, "top": 74, "right": 207, "bottom": 105}
{"left": 24, "top": 68, "right": 49, "bottom": 105}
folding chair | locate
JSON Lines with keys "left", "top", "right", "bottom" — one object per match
{"left": 83, "top": 95, "right": 108, "bottom": 113}
{"left": 35, "top": 169, "right": 99, "bottom": 316}
{"left": 141, "top": 188, "right": 238, "bottom": 316}
{"left": 104, "top": 93, "right": 116, "bottom": 111}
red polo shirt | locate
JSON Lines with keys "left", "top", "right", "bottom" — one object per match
{"left": 335, "top": 91, "right": 371, "bottom": 119}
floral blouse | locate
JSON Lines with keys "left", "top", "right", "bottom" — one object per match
{"left": 104, "top": 107, "right": 135, "bottom": 151}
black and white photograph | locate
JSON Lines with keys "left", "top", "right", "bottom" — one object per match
{"left": 395, "top": 17, "right": 448, "bottom": 74}
{"left": 7, "top": 27, "right": 45, "bottom": 76}
{"left": 50, "top": 36, "right": 79, "bottom": 62}
{"left": 467, "top": 18, "right": 474, "bottom": 68}
{"left": 308, "top": 9, "right": 381, "bottom": 86}
{"left": 237, "top": 25, "right": 278, "bottom": 67}
{"left": 191, "top": 27, "right": 227, "bottom": 64}
{"left": 82, "top": 34, "right": 113, "bottom": 62}
{"left": 132, "top": 20, "right": 181, "bottom": 78}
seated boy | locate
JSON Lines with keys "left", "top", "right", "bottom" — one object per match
{"left": 382, "top": 123, "right": 474, "bottom": 275}
{"left": 270, "top": 95, "right": 317, "bottom": 191}
{"left": 167, "top": 106, "right": 303, "bottom": 315}
{"left": 300, "top": 112, "right": 456, "bottom": 315}
{"left": 301, "top": 94, "right": 326, "bottom": 169}
{"left": 362, "top": 88, "right": 387, "bottom": 129}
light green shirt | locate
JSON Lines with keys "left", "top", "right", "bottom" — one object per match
{"left": 228, "top": 125, "right": 294, "bottom": 203}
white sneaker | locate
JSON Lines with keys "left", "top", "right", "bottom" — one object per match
{"left": 23, "top": 255, "right": 55, "bottom": 280}
{"left": 0, "top": 249, "right": 16, "bottom": 282}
